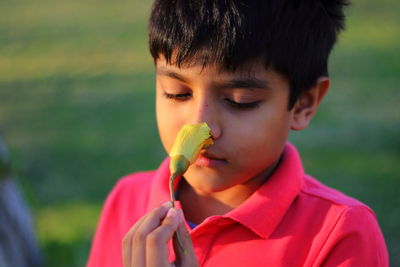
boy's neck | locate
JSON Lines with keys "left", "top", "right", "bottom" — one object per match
{"left": 178, "top": 156, "right": 282, "bottom": 225}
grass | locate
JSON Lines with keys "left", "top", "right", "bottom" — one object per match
{"left": 0, "top": 0, "right": 399, "bottom": 266}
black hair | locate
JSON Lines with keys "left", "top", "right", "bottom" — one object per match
{"left": 148, "top": 0, "right": 349, "bottom": 109}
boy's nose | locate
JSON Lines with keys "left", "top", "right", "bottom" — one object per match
{"left": 190, "top": 101, "right": 221, "bottom": 140}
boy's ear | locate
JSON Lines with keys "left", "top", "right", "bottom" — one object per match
{"left": 290, "top": 77, "right": 330, "bottom": 131}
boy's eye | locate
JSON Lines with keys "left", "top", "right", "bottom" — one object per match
{"left": 225, "top": 98, "right": 260, "bottom": 109}
{"left": 163, "top": 92, "right": 191, "bottom": 101}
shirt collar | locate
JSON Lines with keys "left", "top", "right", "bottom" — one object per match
{"left": 226, "top": 142, "right": 304, "bottom": 238}
{"left": 147, "top": 142, "right": 304, "bottom": 238}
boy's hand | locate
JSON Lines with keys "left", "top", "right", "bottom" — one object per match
{"left": 122, "top": 203, "right": 198, "bottom": 267}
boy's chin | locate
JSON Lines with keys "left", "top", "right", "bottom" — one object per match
{"left": 184, "top": 170, "right": 247, "bottom": 194}
{"left": 183, "top": 170, "right": 238, "bottom": 193}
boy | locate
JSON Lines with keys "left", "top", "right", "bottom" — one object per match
{"left": 88, "top": 0, "right": 389, "bottom": 266}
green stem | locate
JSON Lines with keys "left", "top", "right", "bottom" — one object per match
{"left": 169, "top": 174, "right": 176, "bottom": 208}
{"left": 169, "top": 174, "right": 186, "bottom": 254}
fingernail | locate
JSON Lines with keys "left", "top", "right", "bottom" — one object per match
{"left": 162, "top": 201, "right": 173, "bottom": 207}
{"left": 166, "top": 208, "right": 177, "bottom": 220}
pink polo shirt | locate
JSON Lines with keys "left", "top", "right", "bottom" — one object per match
{"left": 87, "top": 143, "right": 388, "bottom": 266}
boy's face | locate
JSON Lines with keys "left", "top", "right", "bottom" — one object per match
{"left": 156, "top": 57, "right": 298, "bottom": 194}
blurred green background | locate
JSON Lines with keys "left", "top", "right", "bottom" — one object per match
{"left": 0, "top": 0, "right": 399, "bottom": 266}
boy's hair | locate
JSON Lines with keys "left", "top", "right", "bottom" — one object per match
{"left": 148, "top": 0, "right": 349, "bottom": 109}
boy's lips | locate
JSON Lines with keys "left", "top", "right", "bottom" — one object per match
{"left": 194, "top": 151, "right": 227, "bottom": 168}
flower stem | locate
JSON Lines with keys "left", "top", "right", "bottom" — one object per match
{"left": 169, "top": 174, "right": 186, "bottom": 254}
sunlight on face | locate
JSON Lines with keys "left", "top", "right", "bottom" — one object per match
{"left": 155, "top": 58, "right": 296, "bottom": 195}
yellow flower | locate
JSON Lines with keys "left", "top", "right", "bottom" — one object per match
{"left": 169, "top": 122, "right": 214, "bottom": 178}
{"left": 168, "top": 122, "right": 213, "bottom": 253}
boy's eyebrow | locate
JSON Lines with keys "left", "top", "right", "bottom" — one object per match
{"left": 214, "top": 78, "right": 270, "bottom": 90}
{"left": 157, "top": 68, "right": 189, "bottom": 83}
{"left": 157, "top": 67, "right": 270, "bottom": 90}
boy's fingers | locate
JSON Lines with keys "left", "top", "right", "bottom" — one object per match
{"left": 125, "top": 202, "right": 171, "bottom": 240}
{"left": 122, "top": 209, "right": 150, "bottom": 266}
{"left": 122, "top": 214, "right": 149, "bottom": 267}
{"left": 132, "top": 204, "right": 171, "bottom": 267}
{"left": 122, "top": 203, "right": 171, "bottom": 267}
{"left": 146, "top": 208, "right": 182, "bottom": 267}
{"left": 174, "top": 210, "right": 198, "bottom": 267}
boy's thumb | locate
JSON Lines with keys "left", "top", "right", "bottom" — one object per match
{"left": 173, "top": 210, "right": 198, "bottom": 267}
